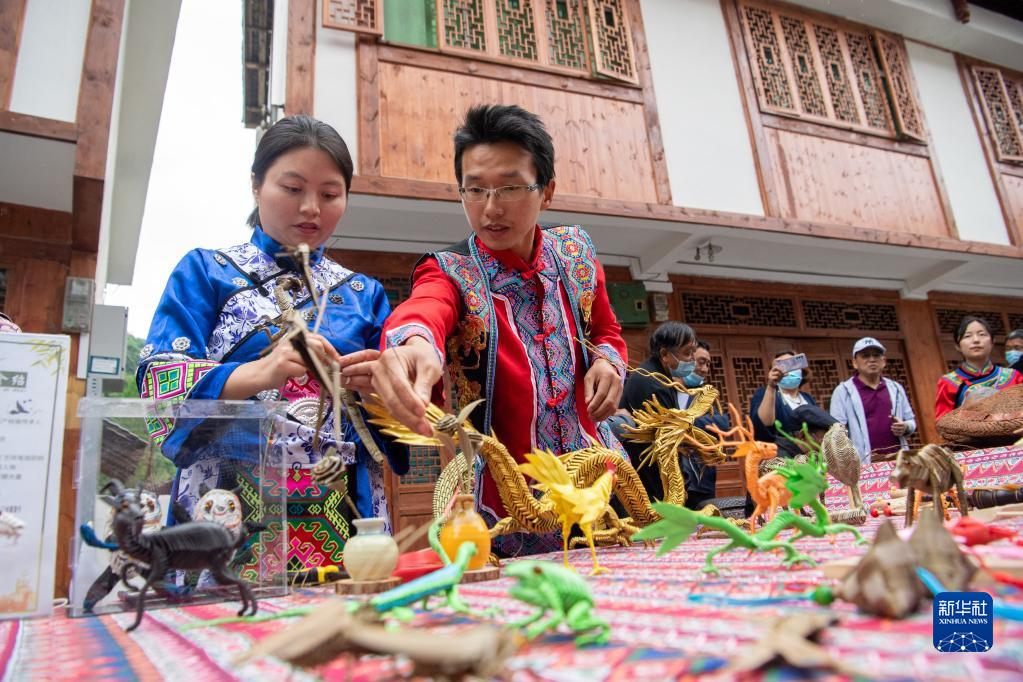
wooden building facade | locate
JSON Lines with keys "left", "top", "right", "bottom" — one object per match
{"left": 0, "top": 0, "right": 180, "bottom": 592}
{"left": 264, "top": 0, "right": 1023, "bottom": 540}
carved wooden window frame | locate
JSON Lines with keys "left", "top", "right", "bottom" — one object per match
{"left": 735, "top": 0, "right": 926, "bottom": 142}
{"left": 969, "top": 64, "right": 1023, "bottom": 165}
{"left": 323, "top": 0, "right": 639, "bottom": 85}
{"left": 322, "top": 0, "right": 383, "bottom": 36}
{"left": 434, "top": 0, "right": 638, "bottom": 83}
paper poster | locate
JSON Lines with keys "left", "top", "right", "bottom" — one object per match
{"left": 0, "top": 333, "right": 70, "bottom": 619}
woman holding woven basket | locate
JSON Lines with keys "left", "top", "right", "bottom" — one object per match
{"left": 934, "top": 316, "right": 1023, "bottom": 420}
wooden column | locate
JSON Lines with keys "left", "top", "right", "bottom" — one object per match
{"left": 286, "top": 0, "right": 316, "bottom": 116}
{"left": 897, "top": 298, "right": 945, "bottom": 444}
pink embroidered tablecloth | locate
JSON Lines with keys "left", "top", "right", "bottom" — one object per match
{"left": 3, "top": 446, "right": 1023, "bottom": 681}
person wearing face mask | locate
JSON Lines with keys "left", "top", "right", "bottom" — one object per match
{"left": 1005, "top": 329, "right": 1023, "bottom": 374}
{"left": 935, "top": 316, "right": 1023, "bottom": 419}
{"left": 677, "top": 340, "right": 731, "bottom": 508}
{"left": 619, "top": 323, "right": 726, "bottom": 505}
{"left": 749, "top": 350, "right": 818, "bottom": 449}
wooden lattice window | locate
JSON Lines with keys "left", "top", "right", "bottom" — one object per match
{"left": 971, "top": 65, "right": 1023, "bottom": 164}
{"left": 325, "top": 0, "right": 635, "bottom": 83}
{"left": 586, "top": 0, "right": 637, "bottom": 83}
{"left": 801, "top": 300, "right": 899, "bottom": 332}
{"left": 682, "top": 293, "right": 798, "bottom": 328}
{"left": 934, "top": 308, "right": 1006, "bottom": 338}
{"left": 738, "top": 1, "right": 925, "bottom": 141}
{"left": 431, "top": 0, "right": 636, "bottom": 82}
{"left": 323, "top": 0, "right": 383, "bottom": 35}
{"left": 730, "top": 356, "right": 766, "bottom": 412}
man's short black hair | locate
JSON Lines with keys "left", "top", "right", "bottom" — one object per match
{"left": 696, "top": 340, "right": 710, "bottom": 352}
{"left": 1008, "top": 329, "right": 1023, "bottom": 342}
{"left": 453, "top": 104, "right": 555, "bottom": 188}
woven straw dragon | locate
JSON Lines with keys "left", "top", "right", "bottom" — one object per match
{"left": 363, "top": 383, "right": 724, "bottom": 547}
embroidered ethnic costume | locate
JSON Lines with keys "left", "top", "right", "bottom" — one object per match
{"left": 383, "top": 225, "right": 628, "bottom": 555}
{"left": 934, "top": 362, "right": 1023, "bottom": 420}
{"left": 138, "top": 228, "right": 408, "bottom": 574}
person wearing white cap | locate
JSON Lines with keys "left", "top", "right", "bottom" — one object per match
{"left": 829, "top": 337, "right": 916, "bottom": 464}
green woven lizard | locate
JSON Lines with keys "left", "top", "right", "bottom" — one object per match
{"left": 357, "top": 517, "right": 498, "bottom": 620}
{"left": 632, "top": 446, "right": 867, "bottom": 575}
{"left": 505, "top": 561, "right": 610, "bottom": 646}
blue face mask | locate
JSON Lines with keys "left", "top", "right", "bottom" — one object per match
{"left": 682, "top": 372, "right": 704, "bottom": 388}
{"left": 668, "top": 353, "right": 697, "bottom": 380}
{"left": 1007, "top": 350, "right": 1023, "bottom": 366}
{"left": 778, "top": 369, "right": 802, "bottom": 390}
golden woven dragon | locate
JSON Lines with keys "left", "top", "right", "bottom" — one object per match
{"left": 364, "top": 383, "right": 723, "bottom": 548}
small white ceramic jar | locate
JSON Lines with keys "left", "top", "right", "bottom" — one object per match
{"left": 342, "top": 517, "right": 398, "bottom": 581}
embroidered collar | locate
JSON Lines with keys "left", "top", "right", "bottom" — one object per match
{"left": 251, "top": 226, "right": 326, "bottom": 270}
{"left": 474, "top": 226, "right": 543, "bottom": 273}
{"left": 959, "top": 361, "right": 995, "bottom": 377}
{"left": 476, "top": 227, "right": 557, "bottom": 294}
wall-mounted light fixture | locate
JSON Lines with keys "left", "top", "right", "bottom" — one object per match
{"left": 694, "top": 242, "right": 723, "bottom": 263}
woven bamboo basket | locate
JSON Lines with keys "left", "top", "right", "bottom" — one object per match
{"left": 936, "top": 384, "right": 1023, "bottom": 447}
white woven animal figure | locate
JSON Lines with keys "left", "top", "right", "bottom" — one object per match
{"left": 192, "top": 488, "right": 244, "bottom": 537}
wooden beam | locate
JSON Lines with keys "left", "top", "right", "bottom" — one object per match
{"left": 349, "top": 174, "right": 1023, "bottom": 259}
{"left": 897, "top": 298, "right": 945, "bottom": 443}
{"left": 285, "top": 0, "right": 316, "bottom": 116}
{"left": 74, "top": 0, "right": 125, "bottom": 181}
{"left": 54, "top": 249, "right": 95, "bottom": 597}
{"left": 0, "top": 0, "right": 27, "bottom": 109}
{"left": 0, "top": 109, "right": 77, "bottom": 142}
{"left": 376, "top": 44, "right": 644, "bottom": 105}
{"left": 71, "top": 176, "right": 104, "bottom": 252}
{"left": 0, "top": 200, "right": 73, "bottom": 243}
{"left": 760, "top": 113, "right": 930, "bottom": 158}
{"left": 626, "top": 0, "right": 672, "bottom": 205}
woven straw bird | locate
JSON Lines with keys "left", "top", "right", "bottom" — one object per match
{"left": 518, "top": 449, "right": 616, "bottom": 576}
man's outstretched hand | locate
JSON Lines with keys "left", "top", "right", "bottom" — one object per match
{"left": 342, "top": 336, "right": 441, "bottom": 436}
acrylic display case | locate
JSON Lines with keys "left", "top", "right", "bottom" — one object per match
{"left": 69, "top": 398, "right": 288, "bottom": 618}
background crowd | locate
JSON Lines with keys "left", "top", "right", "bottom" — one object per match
{"left": 612, "top": 316, "right": 1023, "bottom": 508}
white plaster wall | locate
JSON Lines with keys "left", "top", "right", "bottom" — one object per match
{"left": 640, "top": 0, "right": 763, "bottom": 215}
{"left": 314, "top": 11, "right": 360, "bottom": 172}
{"left": 270, "top": 0, "right": 289, "bottom": 109}
{"left": 905, "top": 41, "right": 1010, "bottom": 245}
{"left": 9, "top": 0, "right": 92, "bottom": 122}
{"left": 0, "top": 132, "right": 74, "bottom": 211}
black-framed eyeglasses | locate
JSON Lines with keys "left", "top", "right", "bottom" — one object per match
{"left": 458, "top": 184, "right": 541, "bottom": 203}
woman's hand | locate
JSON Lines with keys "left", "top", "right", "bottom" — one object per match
{"left": 338, "top": 348, "right": 381, "bottom": 393}
{"left": 221, "top": 341, "right": 308, "bottom": 399}
{"left": 585, "top": 358, "right": 622, "bottom": 422}
{"left": 765, "top": 363, "right": 783, "bottom": 388}
{"left": 220, "top": 333, "right": 343, "bottom": 399}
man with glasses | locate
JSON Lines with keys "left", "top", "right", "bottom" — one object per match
{"left": 345, "top": 104, "right": 628, "bottom": 554}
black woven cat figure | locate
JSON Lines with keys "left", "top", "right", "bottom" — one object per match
{"left": 105, "top": 479, "right": 261, "bottom": 631}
